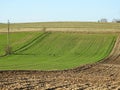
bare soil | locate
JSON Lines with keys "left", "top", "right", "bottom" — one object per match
{"left": 0, "top": 34, "right": 120, "bottom": 90}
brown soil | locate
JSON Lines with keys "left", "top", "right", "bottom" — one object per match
{"left": 0, "top": 34, "right": 120, "bottom": 90}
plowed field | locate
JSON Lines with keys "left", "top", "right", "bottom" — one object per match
{"left": 0, "top": 22, "right": 120, "bottom": 90}
{"left": 0, "top": 34, "right": 120, "bottom": 90}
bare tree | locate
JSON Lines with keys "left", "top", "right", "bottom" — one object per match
{"left": 42, "top": 27, "right": 46, "bottom": 32}
{"left": 5, "top": 20, "right": 12, "bottom": 55}
{"left": 112, "top": 19, "right": 120, "bottom": 23}
{"left": 99, "top": 18, "right": 108, "bottom": 23}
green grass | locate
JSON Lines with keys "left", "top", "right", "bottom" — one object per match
{"left": 0, "top": 32, "right": 117, "bottom": 70}
{"left": 0, "top": 32, "right": 42, "bottom": 56}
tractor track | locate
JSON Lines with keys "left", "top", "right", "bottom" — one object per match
{"left": 0, "top": 34, "right": 120, "bottom": 90}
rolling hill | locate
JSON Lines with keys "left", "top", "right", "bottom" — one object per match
{"left": 0, "top": 32, "right": 116, "bottom": 70}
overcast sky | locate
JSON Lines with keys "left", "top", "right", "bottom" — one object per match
{"left": 0, "top": 0, "right": 120, "bottom": 23}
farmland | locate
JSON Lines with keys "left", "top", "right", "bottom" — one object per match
{"left": 0, "top": 22, "right": 120, "bottom": 33}
{"left": 0, "top": 22, "right": 120, "bottom": 89}
{"left": 0, "top": 32, "right": 41, "bottom": 56}
{"left": 0, "top": 31, "right": 116, "bottom": 70}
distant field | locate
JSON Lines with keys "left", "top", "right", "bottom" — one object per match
{"left": 0, "top": 22, "right": 120, "bottom": 32}
{"left": 0, "top": 22, "right": 120, "bottom": 28}
{"left": 0, "top": 32, "right": 116, "bottom": 70}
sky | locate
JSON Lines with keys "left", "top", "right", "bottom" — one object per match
{"left": 0, "top": 0, "right": 120, "bottom": 23}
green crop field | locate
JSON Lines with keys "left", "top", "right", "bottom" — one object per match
{"left": 0, "top": 32, "right": 42, "bottom": 56}
{"left": 0, "top": 31, "right": 117, "bottom": 70}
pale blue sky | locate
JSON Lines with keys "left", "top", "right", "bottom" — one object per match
{"left": 0, "top": 0, "right": 120, "bottom": 23}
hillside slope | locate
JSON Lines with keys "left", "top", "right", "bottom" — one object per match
{"left": 0, "top": 32, "right": 116, "bottom": 70}
{"left": 1, "top": 34, "right": 120, "bottom": 90}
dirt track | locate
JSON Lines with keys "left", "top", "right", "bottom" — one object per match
{"left": 0, "top": 34, "right": 120, "bottom": 90}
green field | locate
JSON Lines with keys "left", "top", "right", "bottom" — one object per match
{"left": 0, "top": 32, "right": 42, "bottom": 55}
{"left": 0, "top": 31, "right": 116, "bottom": 70}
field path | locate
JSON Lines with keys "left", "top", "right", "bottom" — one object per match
{"left": 0, "top": 34, "right": 120, "bottom": 90}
